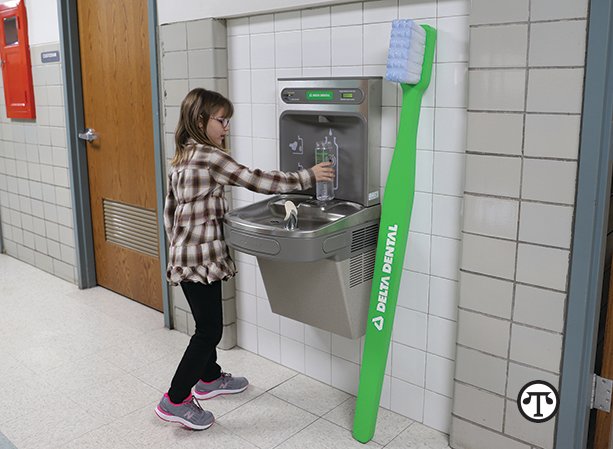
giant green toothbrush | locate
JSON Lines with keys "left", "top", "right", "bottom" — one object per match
{"left": 353, "top": 20, "right": 436, "bottom": 443}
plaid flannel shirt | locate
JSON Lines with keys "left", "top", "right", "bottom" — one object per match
{"left": 164, "top": 140, "right": 316, "bottom": 285}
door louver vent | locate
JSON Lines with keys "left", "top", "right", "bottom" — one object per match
{"left": 349, "top": 248, "right": 377, "bottom": 288}
{"left": 103, "top": 199, "right": 158, "bottom": 257}
{"left": 351, "top": 223, "right": 379, "bottom": 253}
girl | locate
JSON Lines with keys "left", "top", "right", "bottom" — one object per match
{"left": 155, "top": 88, "right": 334, "bottom": 430}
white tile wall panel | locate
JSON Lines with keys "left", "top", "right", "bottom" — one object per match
{"left": 455, "top": 346, "right": 507, "bottom": 395}
{"left": 526, "top": 68, "right": 584, "bottom": 113}
{"left": 456, "top": 309, "right": 510, "bottom": 357}
{"left": 469, "top": 25, "right": 527, "bottom": 69}
{"left": 452, "top": 382, "right": 504, "bottom": 431}
{"left": 529, "top": 21, "right": 587, "bottom": 67}
{"left": 469, "top": 0, "right": 529, "bottom": 25}
{"left": 531, "top": 0, "right": 589, "bottom": 20}
{"left": 524, "top": 114, "right": 581, "bottom": 160}
{"left": 301, "top": 7, "right": 331, "bottom": 29}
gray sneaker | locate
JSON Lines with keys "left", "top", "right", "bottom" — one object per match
{"left": 193, "top": 372, "right": 249, "bottom": 400}
{"left": 155, "top": 393, "right": 214, "bottom": 430}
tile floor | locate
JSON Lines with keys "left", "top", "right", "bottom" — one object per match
{"left": 0, "top": 253, "right": 451, "bottom": 449}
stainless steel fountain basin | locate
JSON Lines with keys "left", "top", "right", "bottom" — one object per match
{"left": 223, "top": 194, "right": 381, "bottom": 262}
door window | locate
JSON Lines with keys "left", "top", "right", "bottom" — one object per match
{"left": 3, "top": 16, "right": 17, "bottom": 46}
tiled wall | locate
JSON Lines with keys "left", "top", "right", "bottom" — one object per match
{"left": 226, "top": 0, "right": 469, "bottom": 433}
{"left": 450, "top": 0, "right": 588, "bottom": 448}
{"left": 159, "top": 19, "right": 238, "bottom": 349}
{"left": 0, "top": 43, "right": 76, "bottom": 283}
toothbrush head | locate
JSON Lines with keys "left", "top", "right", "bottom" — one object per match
{"left": 385, "top": 19, "right": 427, "bottom": 85}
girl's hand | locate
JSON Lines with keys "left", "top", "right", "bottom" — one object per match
{"left": 311, "top": 162, "right": 335, "bottom": 182}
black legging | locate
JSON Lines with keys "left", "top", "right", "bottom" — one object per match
{"left": 168, "top": 280, "right": 223, "bottom": 403}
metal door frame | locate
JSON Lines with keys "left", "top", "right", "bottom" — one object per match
{"left": 57, "top": 0, "right": 171, "bottom": 327}
{"left": 557, "top": 0, "right": 613, "bottom": 447}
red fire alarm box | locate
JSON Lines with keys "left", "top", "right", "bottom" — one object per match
{"left": 0, "top": 0, "right": 35, "bottom": 119}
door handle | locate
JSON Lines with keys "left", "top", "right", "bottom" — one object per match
{"left": 78, "top": 128, "right": 98, "bottom": 142}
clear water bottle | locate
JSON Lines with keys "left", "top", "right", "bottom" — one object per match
{"left": 315, "top": 141, "right": 334, "bottom": 201}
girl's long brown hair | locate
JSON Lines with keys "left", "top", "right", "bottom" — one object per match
{"left": 172, "top": 88, "right": 234, "bottom": 166}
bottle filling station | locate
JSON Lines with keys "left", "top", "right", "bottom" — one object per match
{"left": 224, "top": 77, "right": 382, "bottom": 339}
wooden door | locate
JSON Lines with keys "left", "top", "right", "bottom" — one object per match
{"left": 77, "top": 0, "right": 162, "bottom": 311}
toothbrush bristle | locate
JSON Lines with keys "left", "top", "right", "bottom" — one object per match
{"left": 385, "top": 20, "right": 426, "bottom": 84}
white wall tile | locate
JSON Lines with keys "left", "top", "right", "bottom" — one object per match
{"left": 410, "top": 192, "right": 432, "bottom": 234}
{"left": 516, "top": 244, "right": 569, "bottom": 291}
{"left": 461, "top": 233, "right": 516, "bottom": 280}
{"left": 529, "top": 21, "right": 587, "bottom": 67}
{"left": 236, "top": 290, "right": 257, "bottom": 324}
{"left": 521, "top": 159, "right": 577, "bottom": 205}
{"left": 434, "top": 108, "right": 466, "bottom": 153}
{"left": 251, "top": 104, "right": 276, "bottom": 139}
{"left": 519, "top": 202, "right": 573, "bottom": 249}
{"left": 251, "top": 69, "right": 276, "bottom": 104}
{"left": 467, "top": 112, "right": 523, "bottom": 155}
{"left": 404, "top": 231, "right": 431, "bottom": 274}
{"left": 455, "top": 346, "right": 507, "bottom": 395}
{"left": 392, "top": 342, "right": 426, "bottom": 387}
{"left": 250, "top": 14, "right": 274, "bottom": 34}
{"left": 426, "top": 353, "right": 455, "bottom": 397}
{"left": 524, "top": 114, "right": 581, "bottom": 160}
{"left": 228, "top": 35, "right": 250, "bottom": 70}
{"left": 463, "top": 195, "right": 518, "bottom": 240}
{"left": 398, "top": 269, "right": 429, "bottom": 313}
{"left": 531, "top": 0, "right": 588, "bottom": 20}
{"left": 331, "top": 334, "right": 360, "bottom": 363}
{"left": 457, "top": 310, "right": 510, "bottom": 358}
{"left": 423, "top": 391, "right": 452, "bottom": 433}
{"left": 527, "top": 68, "right": 584, "bottom": 113}
{"left": 391, "top": 377, "right": 425, "bottom": 422}
{"left": 437, "top": 16, "right": 469, "bottom": 63}
{"left": 393, "top": 306, "right": 428, "bottom": 350}
{"left": 331, "top": 66, "right": 363, "bottom": 77}
{"left": 281, "top": 336, "right": 305, "bottom": 373}
{"left": 331, "top": 356, "right": 359, "bottom": 395}
{"left": 280, "top": 316, "right": 305, "bottom": 342}
{"left": 235, "top": 260, "right": 256, "bottom": 293}
{"left": 305, "top": 324, "right": 331, "bottom": 352}
{"left": 364, "top": 0, "right": 398, "bottom": 23}
{"left": 427, "top": 315, "right": 457, "bottom": 359}
{"left": 364, "top": 22, "right": 391, "bottom": 66}
{"left": 302, "top": 28, "right": 331, "bottom": 67}
{"left": 258, "top": 327, "right": 281, "bottom": 363}
{"left": 433, "top": 152, "right": 465, "bottom": 197}
{"left": 399, "top": 0, "right": 436, "bottom": 19}
{"left": 306, "top": 345, "right": 332, "bottom": 384}
{"left": 453, "top": 383, "right": 504, "bottom": 431}
{"left": 227, "top": 17, "right": 250, "bottom": 36}
{"left": 228, "top": 70, "right": 252, "bottom": 104}
{"left": 231, "top": 103, "right": 252, "bottom": 137}
{"left": 415, "top": 150, "right": 433, "bottom": 192}
{"left": 469, "top": 25, "right": 527, "bottom": 68}
{"left": 257, "top": 297, "right": 280, "bottom": 333}
{"left": 469, "top": 0, "right": 529, "bottom": 25}
{"left": 331, "top": 26, "right": 363, "bottom": 66}
{"left": 514, "top": 284, "right": 565, "bottom": 333}
{"left": 506, "top": 362, "right": 559, "bottom": 400}
{"left": 436, "top": 63, "right": 468, "bottom": 108}
{"left": 464, "top": 154, "right": 521, "bottom": 198}
{"left": 417, "top": 107, "right": 434, "bottom": 150}
{"left": 275, "top": 31, "right": 302, "bottom": 68}
{"left": 431, "top": 236, "right": 461, "bottom": 280}
{"left": 331, "top": 3, "right": 363, "bottom": 26}
{"left": 432, "top": 194, "right": 462, "bottom": 239}
{"left": 274, "top": 11, "right": 301, "bottom": 32}
{"left": 250, "top": 33, "right": 275, "bottom": 69}
{"left": 237, "top": 319, "right": 258, "bottom": 352}
{"left": 429, "top": 277, "right": 458, "bottom": 321}
{"left": 468, "top": 69, "right": 525, "bottom": 111}
{"left": 301, "top": 6, "right": 330, "bottom": 29}
{"left": 509, "top": 324, "right": 562, "bottom": 373}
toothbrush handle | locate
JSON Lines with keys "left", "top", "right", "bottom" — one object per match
{"left": 353, "top": 26, "right": 436, "bottom": 443}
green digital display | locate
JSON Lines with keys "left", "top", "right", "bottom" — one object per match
{"left": 341, "top": 92, "right": 354, "bottom": 99}
{"left": 306, "top": 90, "right": 334, "bottom": 100}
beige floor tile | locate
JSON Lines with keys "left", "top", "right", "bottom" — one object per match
{"left": 96, "top": 332, "right": 179, "bottom": 373}
{"left": 71, "top": 373, "right": 160, "bottom": 421}
{"left": 269, "top": 373, "right": 350, "bottom": 416}
{"left": 198, "top": 384, "right": 267, "bottom": 418}
{"left": 53, "top": 424, "right": 138, "bottom": 449}
{"left": 218, "top": 393, "right": 318, "bottom": 449}
{"left": 323, "top": 397, "right": 413, "bottom": 446}
{"left": 276, "top": 418, "right": 382, "bottom": 449}
{"left": 385, "top": 422, "right": 450, "bottom": 449}
{"left": 1, "top": 398, "right": 107, "bottom": 449}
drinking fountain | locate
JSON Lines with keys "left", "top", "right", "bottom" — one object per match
{"left": 224, "top": 77, "right": 382, "bottom": 339}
